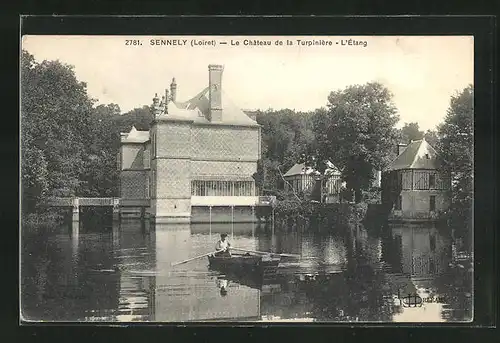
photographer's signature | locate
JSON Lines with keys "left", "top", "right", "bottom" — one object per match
{"left": 384, "top": 288, "right": 448, "bottom": 308}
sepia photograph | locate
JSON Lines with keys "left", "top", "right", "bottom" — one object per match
{"left": 20, "top": 34, "right": 474, "bottom": 323}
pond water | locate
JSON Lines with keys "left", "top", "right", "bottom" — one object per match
{"left": 20, "top": 218, "right": 473, "bottom": 322}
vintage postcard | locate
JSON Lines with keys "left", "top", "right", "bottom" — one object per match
{"left": 20, "top": 35, "right": 474, "bottom": 323}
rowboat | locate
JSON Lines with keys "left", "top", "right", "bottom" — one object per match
{"left": 208, "top": 253, "right": 281, "bottom": 274}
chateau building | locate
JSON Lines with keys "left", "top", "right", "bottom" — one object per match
{"left": 118, "top": 65, "right": 262, "bottom": 223}
{"left": 381, "top": 138, "right": 451, "bottom": 222}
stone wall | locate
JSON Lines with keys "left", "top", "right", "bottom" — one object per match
{"left": 152, "top": 121, "right": 192, "bottom": 219}
{"left": 120, "top": 170, "right": 148, "bottom": 199}
{"left": 191, "top": 126, "right": 259, "bottom": 161}
{"left": 191, "top": 161, "right": 257, "bottom": 177}
{"left": 153, "top": 158, "right": 191, "bottom": 218}
{"left": 156, "top": 122, "right": 191, "bottom": 158}
{"left": 155, "top": 158, "right": 191, "bottom": 198}
{"left": 401, "top": 190, "right": 449, "bottom": 213}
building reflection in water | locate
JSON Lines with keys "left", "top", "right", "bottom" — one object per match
{"left": 391, "top": 224, "right": 450, "bottom": 278}
{"left": 21, "top": 215, "right": 471, "bottom": 323}
{"left": 114, "top": 220, "right": 156, "bottom": 322}
{"left": 152, "top": 223, "right": 261, "bottom": 321}
{"left": 386, "top": 223, "right": 461, "bottom": 322}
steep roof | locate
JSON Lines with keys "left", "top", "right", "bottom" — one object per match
{"left": 283, "top": 161, "right": 341, "bottom": 177}
{"left": 387, "top": 138, "right": 442, "bottom": 170}
{"left": 156, "top": 87, "right": 258, "bottom": 126}
{"left": 173, "top": 87, "right": 259, "bottom": 126}
{"left": 283, "top": 163, "right": 318, "bottom": 177}
{"left": 120, "top": 125, "right": 150, "bottom": 144}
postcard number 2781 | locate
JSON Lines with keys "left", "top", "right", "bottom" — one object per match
{"left": 125, "top": 39, "right": 143, "bottom": 46}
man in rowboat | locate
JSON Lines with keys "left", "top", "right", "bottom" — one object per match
{"left": 214, "top": 233, "right": 231, "bottom": 257}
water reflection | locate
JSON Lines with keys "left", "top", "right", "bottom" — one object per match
{"left": 20, "top": 217, "right": 472, "bottom": 322}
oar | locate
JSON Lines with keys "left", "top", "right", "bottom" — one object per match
{"left": 171, "top": 250, "right": 222, "bottom": 267}
{"left": 231, "top": 247, "right": 300, "bottom": 258}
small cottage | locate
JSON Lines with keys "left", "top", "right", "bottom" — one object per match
{"left": 283, "top": 161, "right": 343, "bottom": 202}
{"left": 381, "top": 138, "right": 451, "bottom": 222}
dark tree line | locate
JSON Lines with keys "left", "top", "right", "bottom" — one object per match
{"left": 21, "top": 50, "right": 153, "bottom": 216}
{"left": 253, "top": 83, "right": 403, "bottom": 203}
{"left": 252, "top": 109, "right": 315, "bottom": 197}
{"left": 436, "top": 85, "right": 474, "bottom": 247}
{"left": 305, "top": 83, "right": 400, "bottom": 203}
{"left": 397, "top": 122, "right": 439, "bottom": 147}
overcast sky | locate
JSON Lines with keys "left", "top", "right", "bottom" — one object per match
{"left": 22, "top": 35, "right": 473, "bottom": 130}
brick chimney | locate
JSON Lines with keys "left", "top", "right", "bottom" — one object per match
{"left": 208, "top": 64, "right": 223, "bottom": 122}
{"left": 170, "top": 78, "right": 177, "bottom": 102}
{"left": 397, "top": 143, "right": 408, "bottom": 156}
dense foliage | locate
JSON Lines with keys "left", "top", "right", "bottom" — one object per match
{"left": 398, "top": 122, "right": 424, "bottom": 144}
{"left": 305, "top": 83, "right": 400, "bottom": 203}
{"left": 21, "top": 50, "right": 153, "bottom": 217}
{"left": 21, "top": 51, "right": 95, "bottom": 212}
{"left": 252, "top": 109, "right": 314, "bottom": 196}
{"left": 437, "top": 85, "right": 474, "bottom": 246}
{"left": 395, "top": 122, "right": 439, "bottom": 147}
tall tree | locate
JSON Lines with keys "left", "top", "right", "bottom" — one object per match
{"left": 308, "top": 83, "right": 400, "bottom": 203}
{"left": 253, "top": 109, "right": 314, "bottom": 195}
{"left": 437, "top": 85, "right": 473, "bottom": 244}
{"left": 116, "top": 106, "right": 154, "bottom": 131}
{"left": 423, "top": 129, "right": 439, "bottom": 148}
{"left": 398, "top": 122, "right": 424, "bottom": 144}
{"left": 21, "top": 50, "right": 95, "bottom": 211}
{"left": 79, "top": 103, "right": 123, "bottom": 197}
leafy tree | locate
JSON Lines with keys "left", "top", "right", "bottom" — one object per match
{"left": 437, "top": 85, "right": 473, "bottom": 247}
{"left": 79, "top": 104, "right": 123, "bottom": 197}
{"left": 308, "top": 83, "right": 400, "bottom": 203}
{"left": 21, "top": 145, "right": 49, "bottom": 213}
{"left": 21, "top": 50, "right": 129, "bottom": 213}
{"left": 95, "top": 103, "right": 121, "bottom": 117}
{"left": 253, "top": 109, "right": 314, "bottom": 195}
{"left": 398, "top": 122, "right": 424, "bottom": 144}
{"left": 21, "top": 50, "right": 95, "bottom": 211}
{"left": 116, "top": 106, "right": 154, "bottom": 132}
{"left": 424, "top": 129, "right": 439, "bottom": 148}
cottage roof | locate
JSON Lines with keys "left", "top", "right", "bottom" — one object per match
{"left": 387, "top": 138, "right": 442, "bottom": 170}
{"left": 283, "top": 163, "right": 317, "bottom": 177}
{"left": 283, "top": 161, "right": 341, "bottom": 177}
{"left": 120, "top": 125, "right": 150, "bottom": 144}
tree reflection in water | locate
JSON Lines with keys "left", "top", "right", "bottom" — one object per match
{"left": 21, "top": 216, "right": 472, "bottom": 322}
